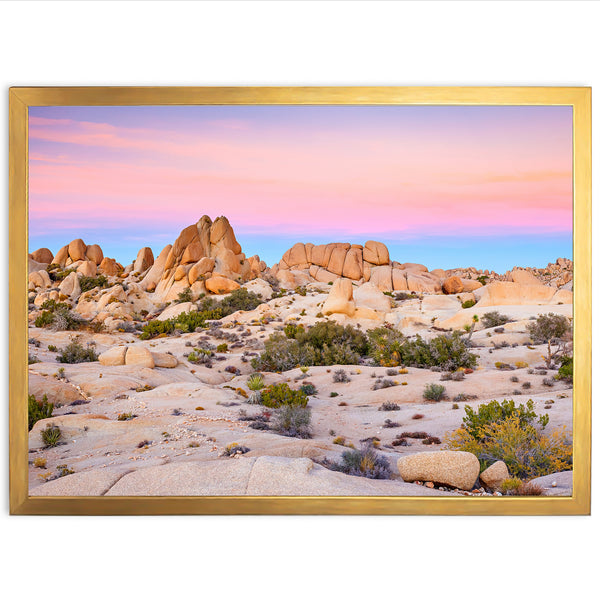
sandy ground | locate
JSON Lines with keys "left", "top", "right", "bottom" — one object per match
{"left": 26, "top": 289, "right": 573, "bottom": 496}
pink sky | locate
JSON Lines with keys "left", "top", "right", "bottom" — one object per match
{"left": 28, "top": 105, "right": 573, "bottom": 269}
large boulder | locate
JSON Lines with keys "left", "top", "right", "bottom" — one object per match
{"left": 243, "top": 278, "right": 273, "bottom": 300}
{"left": 205, "top": 276, "right": 240, "bottom": 294}
{"left": 54, "top": 245, "right": 69, "bottom": 267}
{"left": 322, "top": 277, "right": 355, "bottom": 317}
{"left": 99, "top": 257, "right": 121, "bottom": 276}
{"left": 474, "top": 282, "right": 562, "bottom": 307}
{"left": 151, "top": 352, "right": 178, "bottom": 368}
{"left": 442, "top": 276, "right": 464, "bottom": 294}
{"left": 31, "top": 247, "right": 53, "bottom": 264}
{"left": 125, "top": 346, "right": 155, "bottom": 368}
{"left": 354, "top": 282, "right": 392, "bottom": 312}
{"left": 133, "top": 247, "right": 154, "bottom": 272}
{"left": 140, "top": 244, "right": 172, "bottom": 292}
{"left": 59, "top": 271, "right": 81, "bottom": 298}
{"left": 98, "top": 345, "right": 128, "bottom": 366}
{"left": 397, "top": 450, "right": 480, "bottom": 490}
{"left": 77, "top": 260, "right": 97, "bottom": 277}
{"left": 28, "top": 270, "right": 51, "bottom": 290}
{"left": 480, "top": 461, "right": 510, "bottom": 491}
{"left": 188, "top": 257, "right": 215, "bottom": 284}
{"left": 509, "top": 268, "right": 540, "bottom": 286}
{"left": 85, "top": 244, "right": 104, "bottom": 265}
{"left": 363, "top": 240, "right": 389, "bottom": 265}
{"left": 68, "top": 238, "right": 87, "bottom": 262}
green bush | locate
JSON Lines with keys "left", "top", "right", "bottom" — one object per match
{"left": 557, "top": 355, "right": 573, "bottom": 383}
{"left": 260, "top": 383, "right": 308, "bottom": 408}
{"left": 368, "top": 328, "right": 477, "bottom": 370}
{"left": 252, "top": 321, "right": 368, "bottom": 372}
{"left": 481, "top": 311, "right": 510, "bottom": 328}
{"left": 41, "top": 424, "right": 62, "bottom": 447}
{"left": 56, "top": 339, "right": 99, "bottom": 363}
{"left": 446, "top": 413, "right": 572, "bottom": 479}
{"left": 34, "top": 300, "right": 83, "bottom": 331}
{"left": 28, "top": 393, "right": 54, "bottom": 431}
{"left": 176, "top": 287, "right": 193, "bottom": 303}
{"left": 79, "top": 274, "right": 109, "bottom": 293}
{"left": 324, "top": 443, "right": 391, "bottom": 479}
{"left": 462, "top": 398, "right": 548, "bottom": 442}
{"left": 272, "top": 405, "right": 312, "bottom": 438}
{"left": 461, "top": 299, "right": 476, "bottom": 309}
{"left": 423, "top": 383, "right": 446, "bottom": 401}
{"left": 284, "top": 322, "right": 303, "bottom": 339}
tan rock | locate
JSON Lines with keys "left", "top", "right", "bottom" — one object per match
{"left": 188, "top": 257, "right": 215, "bottom": 284}
{"left": 480, "top": 461, "right": 510, "bottom": 491}
{"left": 442, "top": 276, "right": 464, "bottom": 294}
{"left": 210, "top": 216, "right": 242, "bottom": 254}
{"left": 397, "top": 450, "right": 480, "bottom": 490}
{"left": 54, "top": 245, "right": 69, "bottom": 267}
{"left": 322, "top": 277, "right": 355, "bottom": 317}
{"left": 156, "top": 302, "right": 197, "bottom": 321}
{"left": 77, "top": 260, "right": 97, "bottom": 277}
{"left": 363, "top": 240, "right": 389, "bottom": 265}
{"left": 59, "top": 271, "right": 81, "bottom": 298}
{"left": 243, "top": 278, "right": 273, "bottom": 300}
{"left": 28, "top": 270, "right": 51, "bottom": 289}
{"left": 151, "top": 352, "right": 178, "bottom": 368}
{"left": 392, "top": 268, "right": 409, "bottom": 291}
{"left": 342, "top": 247, "right": 363, "bottom": 280}
{"left": 213, "top": 247, "right": 242, "bottom": 278}
{"left": 31, "top": 248, "right": 53, "bottom": 264}
{"left": 181, "top": 241, "right": 204, "bottom": 265}
{"left": 282, "top": 243, "right": 308, "bottom": 268}
{"left": 125, "top": 345, "right": 155, "bottom": 368}
{"left": 510, "top": 268, "right": 541, "bottom": 286}
{"left": 401, "top": 262, "right": 428, "bottom": 273}
{"left": 309, "top": 266, "right": 338, "bottom": 284}
{"left": 99, "top": 257, "right": 120, "bottom": 276}
{"left": 550, "top": 289, "right": 573, "bottom": 304}
{"left": 460, "top": 279, "right": 483, "bottom": 292}
{"left": 354, "top": 282, "right": 391, "bottom": 312}
{"left": 205, "top": 276, "right": 240, "bottom": 294}
{"left": 141, "top": 244, "right": 172, "bottom": 292}
{"left": 474, "top": 282, "right": 558, "bottom": 307}
{"left": 98, "top": 345, "right": 128, "bottom": 366}
{"left": 173, "top": 264, "right": 190, "bottom": 281}
{"left": 172, "top": 223, "right": 199, "bottom": 257}
{"left": 85, "top": 244, "right": 104, "bottom": 265}
{"left": 327, "top": 245, "right": 350, "bottom": 276}
{"left": 369, "top": 266, "right": 393, "bottom": 291}
{"left": 68, "top": 238, "right": 87, "bottom": 261}
{"left": 133, "top": 247, "right": 154, "bottom": 272}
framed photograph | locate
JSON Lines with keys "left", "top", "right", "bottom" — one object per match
{"left": 9, "top": 86, "right": 590, "bottom": 515}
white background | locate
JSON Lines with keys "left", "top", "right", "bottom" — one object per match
{"left": 1, "top": 2, "right": 597, "bottom": 598}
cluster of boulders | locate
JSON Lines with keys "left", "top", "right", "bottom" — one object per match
{"left": 98, "top": 344, "right": 178, "bottom": 369}
{"left": 139, "top": 216, "right": 267, "bottom": 302}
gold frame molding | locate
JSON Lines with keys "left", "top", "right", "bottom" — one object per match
{"left": 9, "top": 86, "right": 591, "bottom": 515}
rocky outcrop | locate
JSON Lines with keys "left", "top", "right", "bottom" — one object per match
{"left": 143, "top": 216, "right": 262, "bottom": 300}
{"left": 473, "top": 281, "right": 572, "bottom": 307}
{"left": 30, "top": 247, "right": 53, "bottom": 264}
{"left": 273, "top": 240, "right": 443, "bottom": 293}
{"left": 98, "top": 345, "right": 176, "bottom": 368}
{"left": 397, "top": 450, "right": 480, "bottom": 490}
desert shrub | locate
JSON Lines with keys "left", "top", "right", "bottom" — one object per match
{"left": 379, "top": 401, "right": 400, "bottom": 411}
{"left": 333, "top": 369, "right": 350, "bottom": 383}
{"left": 28, "top": 394, "right": 53, "bottom": 430}
{"left": 272, "top": 405, "right": 312, "bottom": 438}
{"left": 35, "top": 300, "right": 83, "bottom": 331}
{"left": 383, "top": 418, "right": 399, "bottom": 428}
{"left": 117, "top": 412, "right": 136, "bottom": 421}
{"left": 386, "top": 368, "right": 398, "bottom": 376}
{"left": 510, "top": 376, "right": 519, "bottom": 383}
{"left": 423, "top": 383, "right": 446, "bottom": 402}
{"left": 252, "top": 322, "right": 367, "bottom": 372}
{"left": 56, "top": 339, "right": 98, "bottom": 363}
{"left": 515, "top": 361, "right": 529, "bottom": 369}
{"left": 300, "top": 383, "right": 318, "bottom": 396}
{"left": 495, "top": 362, "right": 513, "bottom": 370}
{"left": 461, "top": 299, "right": 476, "bottom": 309}
{"left": 368, "top": 329, "right": 476, "bottom": 370}
{"left": 217, "top": 288, "right": 264, "bottom": 314}
{"left": 446, "top": 414, "right": 572, "bottom": 479}
{"left": 422, "top": 436, "right": 442, "bottom": 445}
{"left": 176, "top": 287, "right": 193, "bottom": 303}
{"left": 542, "top": 378, "right": 555, "bottom": 387}
{"left": 441, "top": 371, "right": 464, "bottom": 381}
{"left": 522, "top": 381, "right": 532, "bottom": 389}
{"left": 284, "top": 322, "right": 303, "bottom": 339}
{"left": 216, "top": 343, "right": 228, "bottom": 353}
{"left": 557, "top": 355, "right": 573, "bottom": 383}
{"left": 41, "top": 424, "right": 62, "bottom": 447}
{"left": 79, "top": 274, "right": 109, "bottom": 293}
{"left": 324, "top": 443, "right": 391, "bottom": 479}
{"left": 372, "top": 378, "right": 398, "bottom": 391}
{"left": 260, "top": 383, "right": 308, "bottom": 408}
{"left": 140, "top": 308, "right": 221, "bottom": 339}
{"left": 247, "top": 373, "right": 265, "bottom": 404}
{"left": 399, "top": 431, "right": 428, "bottom": 439}
{"left": 461, "top": 398, "right": 548, "bottom": 441}
{"left": 28, "top": 353, "right": 40, "bottom": 364}
{"left": 527, "top": 313, "right": 572, "bottom": 367}
{"left": 221, "top": 442, "right": 251, "bottom": 457}
{"left": 481, "top": 311, "right": 510, "bottom": 328}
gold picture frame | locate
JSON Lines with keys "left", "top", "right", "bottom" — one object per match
{"left": 9, "top": 86, "right": 591, "bottom": 515}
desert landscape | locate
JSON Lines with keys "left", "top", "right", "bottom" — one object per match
{"left": 26, "top": 215, "right": 574, "bottom": 497}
